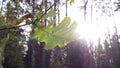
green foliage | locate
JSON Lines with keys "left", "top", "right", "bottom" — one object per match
{"left": 67, "top": 0, "right": 74, "bottom": 5}
{"left": 3, "top": 29, "right": 25, "bottom": 68}
{"left": 36, "top": 11, "right": 44, "bottom": 20}
{"left": 31, "top": 17, "right": 78, "bottom": 49}
{"left": 3, "top": 39, "right": 25, "bottom": 68}
{"left": 44, "top": 9, "right": 57, "bottom": 18}
{"left": 0, "top": 38, "right": 8, "bottom": 68}
{"left": 0, "top": 0, "right": 78, "bottom": 67}
{"left": 0, "top": 13, "right": 7, "bottom": 28}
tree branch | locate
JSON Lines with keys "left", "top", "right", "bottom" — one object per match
{"left": 0, "top": 3, "right": 54, "bottom": 31}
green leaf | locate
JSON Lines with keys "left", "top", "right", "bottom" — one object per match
{"left": 30, "top": 17, "right": 78, "bottom": 50}
{"left": 69, "top": 21, "right": 78, "bottom": 31}
{"left": 54, "top": 21, "right": 77, "bottom": 36}
{"left": 70, "top": 0, "right": 74, "bottom": 5}
{"left": 45, "top": 19, "right": 56, "bottom": 33}
{"left": 53, "top": 21, "right": 78, "bottom": 43}
{"left": 0, "top": 15, "right": 6, "bottom": 28}
{"left": 43, "top": 33, "right": 57, "bottom": 49}
{"left": 36, "top": 11, "right": 43, "bottom": 19}
{"left": 31, "top": 28, "right": 46, "bottom": 42}
{"left": 53, "top": 17, "right": 71, "bottom": 32}
{"left": 47, "top": 19, "right": 56, "bottom": 29}
{"left": 43, "top": 33, "right": 65, "bottom": 49}
{"left": 34, "top": 11, "right": 44, "bottom": 26}
{"left": 44, "top": 9, "right": 57, "bottom": 18}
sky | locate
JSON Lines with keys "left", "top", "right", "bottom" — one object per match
{"left": 0, "top": 0, "right": 120, "bottom": 45}
{"left": 0, "top": 0, "right": 2, "bottom": 9}
{"left": 59, "top": 0, "right": 120, "bottom": 45}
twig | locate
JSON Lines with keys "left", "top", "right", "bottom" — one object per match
{"left": 0, "top": 4, "right": 54, "bottom": 31}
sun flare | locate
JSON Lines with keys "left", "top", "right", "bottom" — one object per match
{"left": 63, "top": 0, "right": 117, "bottom": 45}
{"left": 75, "top": 23, "right": 106, "bottom": 44}
{"left": 58, "top": 0, "right": 120, "bottom": 45}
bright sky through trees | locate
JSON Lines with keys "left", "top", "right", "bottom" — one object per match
{"left": 59, "top": 0, "right": 120, "bottom": 44}
{"left": 0, "top": 0, "right": 120, "bottom": 44}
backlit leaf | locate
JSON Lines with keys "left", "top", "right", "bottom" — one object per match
{"left": 46, "top": 19, "right": 56, "bottom": 33}
{"left": 31, "top": 17, "right": 78, "bottom": 49}
{"left": 70, "top": 0, "right": 74, "bottom": 5}
{"left": 36, "top": 11, "right": 43, "bottom": 19}
{"left": 47, "top": 19, "right": 56, "bottom": 29}
{"left": 54, "top": 17, "right": 71, "bottom": 32}
{"left": 44, "top": 9, "right": 57, "bottom": 18}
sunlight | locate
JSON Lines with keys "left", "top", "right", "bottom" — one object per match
{"left": 59, "top": 0, "right": 120, "bottom": 45}
{"left": 65, "top": 0, "right": 114, "bottom": 45}
{"left": 66, "top": 6, "right": 101, "bottom": 44}
{"left": 75, "top": 23, "right": 106, "bottom": 44}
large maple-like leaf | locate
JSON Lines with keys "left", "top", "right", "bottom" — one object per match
{"left": 31, "top": 17, "right": 79, "bottom": 49}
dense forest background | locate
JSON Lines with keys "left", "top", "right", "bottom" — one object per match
{"left": 0, "top": 0, "right": 120, "bottom": 68}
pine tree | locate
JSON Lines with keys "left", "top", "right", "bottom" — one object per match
{"left": 3, "top": 29, "right": 25, "bottom": 68}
